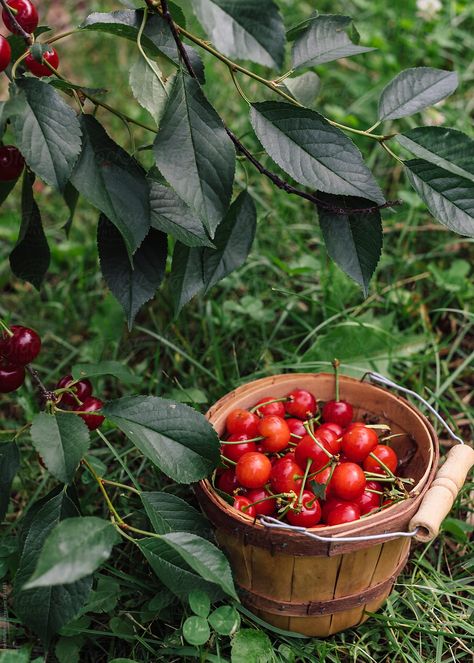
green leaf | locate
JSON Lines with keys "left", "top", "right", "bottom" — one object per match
{"left": 11, "top": 79, "right": 82, "bottom": 190}
{"left": 191, "top": 0, "right": 284, "bottom": 68}
{"left": 70, "top": 115, "right": 150, "bottom": 256}
{"left": 404, "top": 159, "right": 474, "bottom": 237}
{"left": 153, "top": 70, "right": 235, "bottom": 237}
{"left": 441, "top": 517, "right": 474, "bottom": 544}
{"left": 63, "top": 181, "right": 79, "bottom": 237}
{"left": 0, "top": 441, "right": 20, "bottom": 521}
{"left": 231, "top": 629, "right": 274, "bottom": 663}
{"left": 141, "top": 492, "right": 210, "bottom": 536}
{"left": 10, "top": 172, "right": 50, "bottom": 290}
{"left": 13, "top": 491, "right": 92, "bottom": 644}
{"left": 282, "top": 72, "right": 320, "bottom": 107}
{"left": 149, "top": 181, "right": 214, "bottom": 247}
{"left": 183, "top": 615, "right": 210, "bottom": 646}
{"left": 30, "top": 412, "right": 90, "bottom": 485}
{"left": 55, "top": 636, "right": 85, "bottom": 663}
{"left": 188, "top": 590, "right": 211, "bottom": 618}
{"left": 318, "top": 194, "right": 382, "bottom": 296}
{"left": 208, "top": 605, "right": 240, "bottom": 635}
{"left": 378, "top": 67, "right": 458, "bottom": 121}
{"left": 80, "top": 576, "right": 121, "bottom": 614}
{"left": 0, "top": 649, "right": 31, "bottom": 662}
{"left": 0, "top": 178, "right": 19, "bottom": 206}
{"left": 292, "top": 14, "right": 375, "bottom": 69}
{"left": 23, "top": 517, "right": 120, "bottom": 589}
{"left": 396, "top": 127, "right": 474, "bottom": 183}
{"left": 129, "top": 55, "right": 175, "bottom": 124}
{"left": 97, "top": 216, "right": 167, "bottom": 328}
{"left": 103, "top": 396, "right": 220, "bottom": 482}
{"left": 250, "top": 101, "right": 385, "bottom": 204}
{"left": 169, "top": 242, "right": 205, "bottom": 315}
{"left": 72, "top": 361, "right": 139, "bottom": 384}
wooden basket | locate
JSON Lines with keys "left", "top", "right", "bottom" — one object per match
{"left": 195, "top": 372, "right": 440, "bottom": 636}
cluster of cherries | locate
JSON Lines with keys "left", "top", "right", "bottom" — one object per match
{"left": 215, "top": 386, "right": 407, "bottom": 527}
{"left": 0, "top": 0, "right": 60, "bottom": 182}
{"left": 0, "top": 321, "right": 104, "bottom": 431}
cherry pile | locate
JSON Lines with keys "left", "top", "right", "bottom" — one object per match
{"left": 215, "top": 387, "right": 412, "bottom": 527}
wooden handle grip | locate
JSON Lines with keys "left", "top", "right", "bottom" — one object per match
{"left": 410, "top": 444, "right": 474, "bottom": 542}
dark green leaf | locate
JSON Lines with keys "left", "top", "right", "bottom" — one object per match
{"left": 0, "top": 178, "right": 19, "bottom": 206}
{"left": 97, "top": 216, "right": 167, "bottom": 328}
{"left": 182, "top": 615, "right": 210, "bottom": 646}
{"left": 282, "top": 72, "right": 320, "bottom": 107}
{"left": 231, "top": 629, "right": 274, "bottom": 663}
{"left": 250, "top": 101, "right": 385, "bottom": 204}
{"left": 10, "top": 172, "right": 50, "bottom": 290}
{"left": 23, "top": 517, "right": 120, "bottom": 589}
{"left": 129, "top": 56, "right": 175, "bottom": 124}
{"left": 378, "top": 68, "right": 458, "bottom": 121}
{"left": 71, "top": 115, "right": 150, "bottom": 256}
{"left": 0, "top": 648, "right": 31, "bottom": 662}
{"left": 72, "top": 360, "right": 139, "bottom": 384}
{"left": 141, "top": 492, "right": 210, "bottom": 536}
{"left": 103, "top": 396, "right": 220, "bottom": 483}
{"left": 192, "top": 0, "right": 284, "bottom": 68}
{"left": 153, "top": 70, "right": 235, "bottom": 237}
{"left": 184, "top": 45, "right": 205, "bottom": 84}
{"left": 30, "top": 412, "right": 90, "bottom": 485}
{"left": 63, "top": 181, "right": 79, "bottom": 236}
{"left": 149, "top": 181, "right": 214, "bottom": 247}
{"left": 169, "top": 242, "right": 205, "bottom": 315}
{"left": 188, "top": 589, "right": 210, "bottom": 618}
{"left": 286, "top": 12, "right": 319, "bottom": 41}
{"left": 80, "top": 576, "right": 121, "bottom": 614}
{"left": 404, "top": 159, "right": 474, "bottom": 237}
{"left": 0, "top": 441, "right": 20, "bottom": 521}
{"left": 55, "top": 635, "right": 85, "bottom": 663}
{"left": 11, "top": 79, "right": 82, "bottom": 190}
{"left": 318, "top": 194, "right": 382, "bottom": 296}
{"left": 292, "top": 14, "right": 375, "bottom": 69}
{"left": 208, "top": 606, "right": 240, "bottom": 635}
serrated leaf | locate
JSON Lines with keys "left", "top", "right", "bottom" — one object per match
{"left": 250, "top": 101, "right": 385, "bottom": 204}
{"left": 30, "top": 412, "right": 90, "bottom": 484}
{"left": 292, "top": 14, "right": 375, "bottom": 69}
{"left": 72, "top": 361, "right": 139, "bottom": 384}
{"left": 404, "top": 159, "right": 474, "bottom": 237}
{"left": 396, "top": 127, "right": 474, "bottom": 183}
{"left": 103, "top": 396, "right": 220, "bottom": 482}
{"left": 71, "top": 115, "right": 150, "bottom": 256}
{"left": 97, "top": 216, "right": 167, "bottom": 328}
{"left": 231, "top": 629, "right": 274, "bottom": 663}
{"left": 378, "top": 67, "right": 458, "bottom": 121}
{"left": 191, "top": 0, "right": 284, "bottom": 68}
{"left": 183, "top": 615, "right": 210, "bottom": 645}
{"left": 0, "top": 441, "right": 20, "bottom": 521}
{"left": 10, "top": 172, "right": 50, "bottom": 290}
{"left": 149, "top": 181, "right": 214, "bottom": 247}
{"left": 169, "top": 242, "right": 205, "bottom": 315}
{"left": 141, "top": 492, "right": 210, "bottom": 536}
{"left": 209, "top": 606, "right": 240, "bottom": 635}
{"left": 318, "top": 193, "right": 382, "bottom": 296}
{"left": 153, "top": 70, "right": 235, "bottom": 236}
{"left": 23, "top": 517, "right": 120, "bottom": 589}
{"left": 188, "top": 590, "right": 211, "bottom": 618}
{"left": 282, "top": 72, "right": 320, "bottom": 107}
{"left": 129, "top": 55, "right": 175, "bottom": 124}
{"left": 11, "top": 79, "right": 82, "bottom": 190}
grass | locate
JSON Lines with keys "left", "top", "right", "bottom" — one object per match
{"left": 0, "top": 0, "right": 473, "bottom": 661}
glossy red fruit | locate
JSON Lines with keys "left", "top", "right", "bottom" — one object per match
{"left": 285, "top": 388, "right": 317, "bottom": 419}
{"left": 322, "top": 400, "right": 353, "bottom": 427}
{"left": 25, "top": 47, "right": 59, "bottom": 77}
{"left": 314, "top": 426, "right": 340, "bottom": 454}
{"left": 236, "top": 452, "right": 271, "bottom": 489}
{"left": 2, "top": 0, "right": 38, "bottom": 34}
{"left": 233, "top": 496, "right": 256, "bottom": 518}
{"left": 355, "top": 488, "right": 381, "bottom": 515}
{"left": 331, "top": 462, "right": 366, "bottom": 501}
{"left": 317, "top": 422, "right": 343, "bottom": 437}
{"left": 294, "top": 434, "right": 333, "bottom": 473}
{"left": 286, "top": 490, "right": 321, "bottom": 527}
{"left": 2, "top": 325, "right": 41, "bottom": 365}
{"left": 270, "top": 456, "right": 303, "bottom": 494}
{"left": 0, "top": 361, "right": 25, "bottom": 392}
{"left": 325, "top": 501, "right": 360, "bottom": 526}
{"left": 246, "top": 487, "right": 277, "bottom": 516}
{"left": 75, "top": 396, "right": 105, "bottom": 431}
{"left": 226, "top": 408, "right": 260, "bottom": 437}
{"left": 286, "top": 418, "right": 306, "bottom": 438}
{"left": 341, "top": 425, "right": 378, "bottom": 463}
{"left": 258, "top": 415, "right": 290, "bottom": 453}
{"left": 0, "top": 145, "right": 24, "bottom": 181}
{"left": 0, "top": 35, "right": 11, "bottom": 72}
{"left": 221, "top": 434, "right": 256, "bottom": 463}
{"left": 254, "top": 396, "right": 285, "bottom": 418}
{"left": 311, "top": 465, "right": 333, "bottom": 499}
{"left": 56, "top": 374, "right": 93, "bottom": 407}
{"left": 363, "top": 445, "right": 398, "bottom": 475}
{"left": 216, "top": 469, "right": 239, "bottom": 495}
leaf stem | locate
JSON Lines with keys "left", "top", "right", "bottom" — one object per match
{"left": 82, "top": 457, "right": 125, "bottom": 525}
{"left": 101, "top": 478, "right": 141, "bottom": 495}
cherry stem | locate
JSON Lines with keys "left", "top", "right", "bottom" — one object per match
{"left": 368, "top": 452, "right": 396, "bottom": 478}
{"left": 303, "top": 423, "right": 333, "bottom": 459}
{"left": 381, "top": 433, "right": 404, "bottom": 443}
{"left": 101, "top": 478, "right": 141, "bottom": 496}
{"left": 55, "top": 407, "right": 102, "bottom": 417}
{"left": 0, "top": 319, "right": 13, "bottom": 337}
{"left": 366, "top": 488, "right": 384, "bottom": 495}
{"left": 249, "top": 397, "right": 287, "bottom": 414}
{"left": 220, "top": 436, "right": 263, "bottom": 444}
{"left": 298, "top": 457, "right": 313, "bottom": 505}
{"left": 290, "top": 433, "right": 303, "bottom": 439}
{"left": 242, "top": 492, "right": 288, "bottom": 510}
{"left": 332, "top": 358, "right": 340, "bottom": 402}
{"left": 306, "top": 458, "right": 334, "bottom": 480}
{"left": 220, "top": 455, "right": 237, "bottom": 466}
{"left": 0, "top": 0, "right": 32, "bottom": 43}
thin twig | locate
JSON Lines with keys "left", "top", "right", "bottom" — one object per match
{"left": 25, "top": 366, "right": 53, "bottom": 404}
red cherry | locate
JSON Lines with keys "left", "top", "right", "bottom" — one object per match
{"left": 325, "top": 501, "right": 360, "bottom": 526}
{"left": 322, "top": 400, "right": 353, "bottom": 427}
{"left": 258, "top": 415, "right": 290, "bottom": 453}
{"left": 285, "top": 388, "right": 317, "bottom": 420}
{"left": 0, "top": 361, "right": 25, "bottom": 392}
{"left": 355, "top": 488, "right": 381, "bottom": 515}
{"left": 0, "top": 145, "right": 24, "bottom": 181}
{"left": 363, "top": 445, "right": 398, "bottom": 475}
{"left": 317, "top": 422, "right": 343, "bottom": 437}
{"left": 221, "top": 434, "right": 256, "bottom": 463}
{"left": 313, "top": 425, "right": 340, "bottom": 454}
{"left": 286, "top": 490, "right": 321, "bottom": 527}
{"left": 216, "top": 469, "right": 239, "bottom": 495}
{"left": 25, "top": 47, "right": 59, "bottom": 77}
{"left": 0, "top": 35, "right": 11, "bottom": 72}
{"left": 75, "top": 396, "right": 105, "bottom": 431}
{"left": 2, "top": 325, "right": 41, "bottom": 365}
{"left": 56, "top": 374, "right": 93, "bottom": 407}
{"left": 311, "top": 465, "right": 333, "bottom": 499}
{"left": 254, "top": 396, "right": 285, "bottom": 417}
{"left": 286, "top": 418, "right": 306, "bottom": 438}
{"left": 246, "top": 488, "right": 277, "bottom": 516}
{"left": 331, "top": 462, "right": 366, "bottom": 501}
{"left": 341, "top": 425, "right": 378, "bottom": 463}
{"left": 270, "top": 456, "right": 303, "bottom": 494}
{"left": 235, "top": 452, "right": 271, "bottom": 489}
{"left": 233, "top": 496, "right": 256, "bottom": 518}
{"left": 2, "top": 0, "right": 38, "bottom": 34}
{"left": 294, "top": 434, "right": 333, "bottom": 473}
{"left": 225, "top": 408, "right": 260, "bottom": 437}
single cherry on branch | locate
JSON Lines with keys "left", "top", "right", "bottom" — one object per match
{"left": 2, "top": 0, "right": 39, "bottom": 34}
{"left": 0, "top": 361, "right": 25, "bottom": 393}
{"left": 322, "top": 359, "right": 354, "bottom": 427}
{"left": 0, "top": 35, "right": 11, "bottom": 72}
{"left": 75, "top": 396, "right": 105, "bottom": 431}
{"left": 25, "top": 47, "right": 59, "bottom": 77}
{"left": 2, "top": 325, "right": 41, "bottom": 365}
{"left": 0, "top": 146, "right": 25, "bottom": 181}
